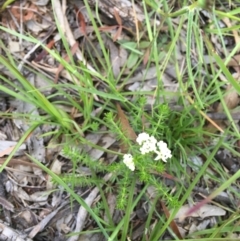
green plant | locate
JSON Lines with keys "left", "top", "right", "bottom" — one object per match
{"left": 1, "top": 0, "right": 240, "bottom": 240}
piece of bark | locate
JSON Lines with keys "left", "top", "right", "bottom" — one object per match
{"left": 86, "top": 0, "right": 152, "bottom": 32}
{"left": 0, "top": 219, "right": 32, "bottom": 241}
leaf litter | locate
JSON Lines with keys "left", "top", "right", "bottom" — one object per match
{"left": 0, "top": 0, "right": 240, "bottom": 240}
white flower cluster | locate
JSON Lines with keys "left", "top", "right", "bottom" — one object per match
{"left": 123, "top": 132, "right": 172, "bottom": 171}
{"left": 154, "top": 140, "right": 172, "bottom": 162}
{"left": 137, "top": 133, "right": 172, "bottom": 162}
{"left": 123, "top": 154, "right": 135, "bottom": 171}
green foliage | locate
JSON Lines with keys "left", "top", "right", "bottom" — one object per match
{"left": 61, "top": 174, "right": 102, "bottom": 187}
{"left": 92, "top": 201, "right": 105, "bottom": 217}
{"left": 2, "top": 0, "right": 240, "bottom": 239}
{"left": 60, "top": 102, "right": 182, "bottom": 211}
{"left": 1, "top": 0, "right": 15, "bottom": 11}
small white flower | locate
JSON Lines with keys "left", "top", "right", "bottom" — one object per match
{"left": 136, "top": 132, "right": 172, "bottom": 162}
{"left": 157, "top": 140, "right": 166, "bottom": 148}
{"left": 154, "top": 141, "right": 172, "bottom": 162}
{"left": 154, "top": 150, "right": 172, "bottom": 162}
{"left": 154, "top": 150, "right": 165, "bottom": 161}
{"left": 148, "top": 136, "right": 157, "bottom": 146}
{"left": 127, "top": 162, "right": 135, "bottom": 171}
{"left": 137, "top": 133, "right": 157, "bottom": 154}
{"left": 140, "top": 144, "right": 149, "bottom": 154}
{"left": 123, "top": 154, "right": 135, "bottom": 171}
{"left": 139, "top": 139, "right": 157, "bottom": 154}
{"left": 136, "top": 132, "right": 150, "bottom": 145}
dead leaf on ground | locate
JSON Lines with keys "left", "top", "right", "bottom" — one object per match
{"left": 225, "top": 54, "right": 240, "bottom": 67}
{"left": 174, "top": 203, "right": 226, "bottom": 221}
{"left": 103, "top": 36, "right": 128, "bottom": 77}
{"left": 0, "top": 141, "right": 26, "bottom": 157}
{"left": 10, "top": 2, "right": 37, "bottom": 22}
{"left": 204, "top": 84, "right": 239, "bottom": 133}
{"left": 217, "top": 84, "right": 239, "bottom": 111}
{"left": 0, "top": 197, "right": 14, "bottom": 212}
{"left": 116, "top": 102, "right": 137, "bottom": 152}
{"left": 161, "top": 201, "right": 183, "bottom": 239}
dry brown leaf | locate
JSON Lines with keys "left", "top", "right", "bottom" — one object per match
{"left": 113, "top": 26, "right": 123, "bottom": 42}
{"left": 114, "top": 8, "right": 122, "bottom": 26}
{"left": 175, "top": 203, "right": 226, "bottom": 221}
{"left": 99, "top": 25, "right": 118, "bottom": 31}
{"left": 112, "top": 9, "right": 123, "bottom": 42}
{"left": 204, "top": 84, "right": 240, "bottom": 133}
{"left": 74, "top": 5, "right": 87, "bottom": 36}
{"left": 116, "top": 102, "right": 137, "bottom": 152}
{"left": 46, "top": 158, "right": 63, "bottom": 190}
{"left": 225, "top": 54, "right": 240, "bottom": 67}
{"left": 204, "top": 84, "right": 238, "bottom": 132}
{"left": 88, "top": 134, "right": 116, "bottom": 160}
{"left": 34, "top": 39, "right": 55, "bottom": 62}
{"left": 217, "top": 84, "right": 239, "bottom": 111}
{"left": 103, "top": 36, "right": 126, "bottom": 77}
{"left": 143, "top": 47, "right": 150, "bottom": 66}
{"left": 0, "top": 146, "right": 15, "bottom": 157}
{"left": 104, "top": 193, "right": 116, "bottom": 223}
{"left": 10, "top": 2, "right": 37, "bottom": 22}
{"left": 161, "top": 201, "right": 183, "bottom": 239}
